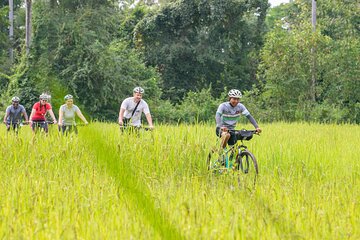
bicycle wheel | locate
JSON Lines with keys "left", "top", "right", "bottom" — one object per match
{"left": 236, "top": 150, "right": 258, "bottom": 175}
{"left": 207, "top": 149, "right": 225, "bottom": 172}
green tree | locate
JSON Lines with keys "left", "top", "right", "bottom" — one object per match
{"left": 0, "top": 0, "right": 24, "bottom": 88}
{"left": 135, "top": 0, "right": 268, "bottom": 102}
{"left": 259, "top": 0, "right": 359, "bottom": 123}
{"left": 5, "top": 1, "right": 161, "bottom": 120}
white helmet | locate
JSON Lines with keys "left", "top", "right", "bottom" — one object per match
{"left": 12, "top": 96, "right": 20, "bottom": 102}
{"left": 133, "top": 87, "right": 144, "bottom": 94}
{"left": 39, "top": 93, "right": 50, "bottom": 100}
{"left": 64, "top": 94, "right": 73, "bottom": 100}
{"left": 228, "top": 89, "right": 242, "bottom": 98}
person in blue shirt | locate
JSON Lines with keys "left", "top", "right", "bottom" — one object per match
{"left": 3, "top": 96, "right": 29, "bottom": 132}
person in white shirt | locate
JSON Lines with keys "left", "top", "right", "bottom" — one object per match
{"left": 118, "top": 87, "right": 154, "bottom": 129}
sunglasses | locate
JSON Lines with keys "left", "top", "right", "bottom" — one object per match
{"left": 40, "top": 99, "right": 48, "bottom": 102}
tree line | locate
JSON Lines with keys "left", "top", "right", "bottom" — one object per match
{"left": 0, "top": 0, "right": 359, "bottom": 123}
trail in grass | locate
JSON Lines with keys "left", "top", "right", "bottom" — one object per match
{"left": 80, "top": 126, "right": 183, "bottom": 240}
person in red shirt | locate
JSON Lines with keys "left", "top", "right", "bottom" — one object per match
{"left": 29, "top": 93, "right": 57, "bottom": 133}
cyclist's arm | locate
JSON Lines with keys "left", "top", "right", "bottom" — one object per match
{"left": 118, "top": 108, "right": 125, "bottom": 125}
{"left": 47, "top": 109, "right": 57, "bottom": 124}
{"left": 29, "top": 108, "right": 36, "bottom": 124}
{"left": 215, "top": 103, "right": 224, "bottom": 126}
{"left": 22, "top": 108, "right": 29, "bottom": 122}
{"left": 3, "top": 111, "right": 9, "bottom": 123}
{"left": 58, "top": 108, "right": 63, "bottom": 126}
{"left": 76, "top": 109, "right": 88, "bottom": 124}
{"left": 246, "top": 114, "right": 261, "bottom": 133}
{"left": 145, "top": 113, "right": 154, "bottom": 129}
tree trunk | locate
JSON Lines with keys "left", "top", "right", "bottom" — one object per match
{"left": 25, "top": 0, "right": 32, "bottom": 55}
{"left": 9, "top": 0, "right": 14, "bottom": 62}
{"left": 311, "top": 0, "right": 317, "bottom": 102}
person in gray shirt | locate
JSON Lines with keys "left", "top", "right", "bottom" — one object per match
{"left": 216, "top": 89, "right": 262, "bottom": 149}
{"left": 58, "top": 94, "right": 88, "bottom": 135}
{"left": 3, "top": 96, "right": 29, "bottom": 131}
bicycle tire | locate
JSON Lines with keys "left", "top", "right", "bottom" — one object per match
{"left": 207, "top": 149, "right": 225, "bottom": 172}
{"left": 236, "top": 150, "right": 258, "bottom": 175}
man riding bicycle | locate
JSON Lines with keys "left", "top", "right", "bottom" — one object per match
{"left": 3, "top": 96, "right": 29, "bottom": 132}
{"left": 216, "top": 89, "right": 262, "bottom": 149}
{"left": 118, "top": 87, "right": 154, "bottom": 130}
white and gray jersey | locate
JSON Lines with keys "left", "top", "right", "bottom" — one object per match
{"left": 216, "top": 102, "right": 257, "bottom": 130}
{"left": 5, "top": 105, "right": 26, "bottom": 123}
{"left": 120, "top": 97, "right": 150, "bottom": 126}
{"left": 60, "top": 104, "right": 80, "bottom": 126}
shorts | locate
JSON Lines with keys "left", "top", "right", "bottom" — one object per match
{"left": 31, "top": 120, "right": 48, "bottom": 133}
{"left": 6, "top": 122, "right": 20, "bottom": 131}
{"left": 215, "top": 127, "right": 237, "bottom": 146}
{"left": 59, "top": 125, "right": 78, "bottom": 135}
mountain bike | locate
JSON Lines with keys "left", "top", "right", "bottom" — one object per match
{"left": 207, "top": 129, "right": 259, "bottom": 176}
{"left": 119, "top": 125, "right": 153, "bottom": 132}
{"left": 31, "top": 120, "right": 54, "bottom": 134}
{"left": 59, "top": 123, "right": 88, "bottom": 135}
{"left": 4, "top": 121, "right": 28, "bottom": 135}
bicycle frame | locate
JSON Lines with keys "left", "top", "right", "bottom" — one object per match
{"left": 207, "top": 129, "right": 258, "bottom": 174}
{"left": 222, "top": 141, "right": 249, "bottom": 169}
{"left": 4, "top": 121, "right": 28, "bottom": 135}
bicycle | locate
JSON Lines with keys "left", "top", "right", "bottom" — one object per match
{"left": 59, "top": 123, "right": 88, "bottom": 135}
{"left": 31, "top": 120, "right": 55, "bottom": 134}
{"left": 119, "top": 125, "right": 153, "bottom": 132}
{"left": 207, "top": 129, "right": 259, "bottom": 177}
{"left": 4, "top": 121, "right": 28, "bottom": 135}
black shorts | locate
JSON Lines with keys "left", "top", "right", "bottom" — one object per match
{"left": 32, "top": 121, "right": 48, "bottom": 133}
{"left": 215, "top": 127, "right": 237, "bottom": 146}
{"left": 59, "top": 125, "right": 78, "bottom": 135}
{"left": 6, "top": 122, "right": 20, "bottom": 131}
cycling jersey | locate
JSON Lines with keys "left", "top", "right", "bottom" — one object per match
{"left": 60, "top": 104, "right": 80, "bottom": 126}
{"left": 216, "top": 102, "right": 252, "bottom": 130}
{"left": 5, "top": 105, "right": 26, "bottom": 123}
{"left": 31, "top": 102, "right": 52, "bottom": 121}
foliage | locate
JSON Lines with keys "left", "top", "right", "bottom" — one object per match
{"left": 135, "top": 0, "right": 269, "bottom": 102}
{"left": 150, "top": 87, "right": 226, "bottom": 124}
{"left": 0, "top": 0, "right": 24, "bottom": 84}
{"left": 1, "top": 0, "right": 359, "bottom": 124}
{"left": 259, "top": 0, "right": 360, "bottom": 123}
{"left": 8, "top": 1, "right": 161, "bottom": 120}
{"left": 176, "top": 87, "right": 223, "bottom": 123}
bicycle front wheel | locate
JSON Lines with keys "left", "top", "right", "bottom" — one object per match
{"left": 207, "top": 148, "right": 225, "bottom": 173}
{"left": 236, "top": 150, "right": 258, "bottom": 175}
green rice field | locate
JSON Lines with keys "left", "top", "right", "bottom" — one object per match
{"left": 0, "top": 123, "right": 359, "bottom": 239}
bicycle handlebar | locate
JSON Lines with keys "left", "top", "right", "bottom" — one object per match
{"left": 119, "top": 126, "right": 153, "bottom": 131}
{"left": 4, "top": 121, "right": 29, "bottom": 125}
{"left": 228, "top": 129, "right": 259, "bottom": 141}
{"left": 228, "top": 129, "right": 259, "bottom": 134}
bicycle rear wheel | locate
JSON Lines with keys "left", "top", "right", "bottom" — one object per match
{"left": 236, "top": 150, "right": 258, "bottom": 175}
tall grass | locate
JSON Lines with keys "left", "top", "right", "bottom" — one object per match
{"left": 0, "top": 123, "right": 359, "bottom": 239}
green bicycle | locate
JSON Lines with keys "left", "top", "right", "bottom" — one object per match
{"left": 207, "top": 129, "right": 259, "bottom": 176}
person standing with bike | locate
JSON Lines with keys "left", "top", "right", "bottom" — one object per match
{"left": 29, "top": 93, "right": 57, "bottom": 133}
{"left": 58, "top": 94, "right": 88, "bottom": 135}
{"left": 118, "top": 87, "right": 154, "bottom": 129}
{"left": 216, "top": 89, "right": 262, "bottom": 149}
{"left": 3, "top": 96, "right": 29, "bottom": 132}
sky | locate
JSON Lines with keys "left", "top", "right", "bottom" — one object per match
{"left": 269, "top": 0, "right": 290, "bottom": 7}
